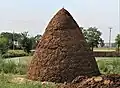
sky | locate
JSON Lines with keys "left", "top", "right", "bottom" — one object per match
{"left": 0, "top": 0, "right": 119, "bottom": 42}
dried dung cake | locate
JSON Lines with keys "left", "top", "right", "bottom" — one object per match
{"left": 27, "top": 8, "right": 100, "bottom": 83}
{"left": 57, "top": 74, "right": 120, "bottom": 88}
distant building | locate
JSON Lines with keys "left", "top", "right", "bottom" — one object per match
{"left": 104, "top": 43, "right": 116, "bottom": 48}
{"left": 14, "top": 40, "right": 19, "bottom": 46}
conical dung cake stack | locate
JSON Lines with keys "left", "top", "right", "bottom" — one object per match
{"left": 27, "top": 8, "right": 100, "bottom": 83}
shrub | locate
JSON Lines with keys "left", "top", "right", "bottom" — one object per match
{"left": 2, "top": 50, "right": 29, "bottom": 58}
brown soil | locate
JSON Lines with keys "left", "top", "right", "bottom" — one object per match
{"left": 27, "top": 8, "right": 100, "bottom": 83}
{"left": 57, "top": 74, "right": 120, "bottom": 88}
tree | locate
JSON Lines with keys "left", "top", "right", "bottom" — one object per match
{"left": 115, "top": 34, "right": 120, "bottom": 52}
{"left": 0, "top": 32, "right": 42, "bottom": 51}
{"left": 82, "top": 27, "right": 103, "bottom": 51}
{"left": 34, "top": 34, "right": 42, "bottom": 47}
{"left": 30, "top": 34, "right": 42, "bottom": 49}
{"left": 30, "top": 37, "right": 36, "bottom": 49}
{"left": 0, "top": 35, "right": 8, "bottom": 55}
{"left": 20, "top": 32, "right": 32, "bottom": 53}
{"left": 1, "top": 32, "right": 22, "bottom": 49}
{"left": 99, "top": 38, "right": 105, "bottom": 47}
{"left": 35, "top": 34, "right": 42, "bottom": 42}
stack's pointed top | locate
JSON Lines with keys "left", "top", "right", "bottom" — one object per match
{"left": 57, "top": 8, "right": 70, "bottom": 14}
{"left": 54, "top": 8, "right": 73, "bottom": 18}
{"left": 46, "top": 8, "right": 79, "bottom": 31}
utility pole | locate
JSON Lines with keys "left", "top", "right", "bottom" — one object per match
{"left": 13, "top": 30, "right": 15, "bottom": 50}
{"left": 109, "top": 27, "right": 112, "bottom": 48}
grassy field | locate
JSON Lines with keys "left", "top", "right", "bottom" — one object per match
{"left": 5, "top": 56, "right": 32, "bottom": 64}
{"left": 96, "top": 57, "right": 120, "bottom": 74}
{"left": 94, "top": 47, "right": 116, "bottom": 52}
{"left": 0, "top": 56, "right": 120, "bottom": 88}
{"left": 4, "top": 56, "right": 120, "bottom": 74}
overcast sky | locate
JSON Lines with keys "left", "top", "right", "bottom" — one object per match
{"left": 0, "top": 0, "right": 119, "bottom": 42}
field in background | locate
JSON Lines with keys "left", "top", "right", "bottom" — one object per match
{"left": 94, "top": 48, "right": 116, "bottom": 52}
{"left": 5, "top": 56, "right": 120, "bottom": 74}
{"left": 5, "top": 56, "right": 32, "bottom": 64}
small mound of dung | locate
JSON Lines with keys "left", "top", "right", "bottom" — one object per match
{"left": 57, "top": 74, "right": 120, "bottom": 88}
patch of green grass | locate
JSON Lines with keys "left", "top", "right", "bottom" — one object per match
{"left": 97, "top": 57, "right": 120, "bottom": 74}
{"left": 0, "top": 57, "right": 28, "bottom": 75}
{"left": 0, "top": 83, "right": 42, "bottom": 88}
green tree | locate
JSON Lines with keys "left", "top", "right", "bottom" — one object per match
{"left": 29, "top": 34, "right": 42, "bottom": 49}
{"left": 0, "top": 35, "right": 8, "bottom": 55}
{"left": 1, "top": 32, "right": 22, "bottom": 49}
{"left": 20, "top": 32, "right": 32, "bottom": 53}
{"left": 34, "top": 34, "right": 42, "bottom": 47}
{"left": 30, "top": 34, "right": 42, "bottom": 49}
{"left": 30, "top": 37, "right": 36, "bottom": 49}
{"left": 99, "top": 38, "right": 105, "bottom": 47}
{"left": 82, "top": 27, "right": 103, "bottom": 51}
{"left": 35, "top": 34, "right": 42, "bottom": 42}
{"left": 115, "top": 34, "right": 120, "bottom": 52}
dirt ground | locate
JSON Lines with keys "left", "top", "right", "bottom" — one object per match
{"left": 57, "top": 74, "right": 120, "bottom": 88}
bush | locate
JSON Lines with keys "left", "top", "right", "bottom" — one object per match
{"left": 2, "top": 50, "right": 29, "bottom": 58}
